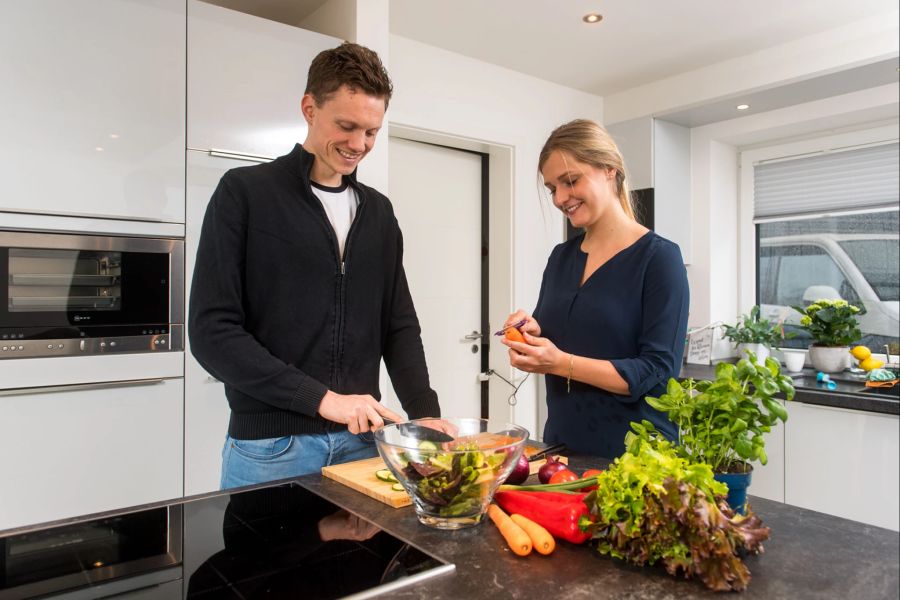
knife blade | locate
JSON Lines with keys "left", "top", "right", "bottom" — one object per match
{"left": 494, "top": 318, "right": 527, "bottom": 336}
{"left": 382, "top": 419, "right": 455, "bottom": 443}
{"left": 526, "top": 443, "right": 567, "bottom": 462}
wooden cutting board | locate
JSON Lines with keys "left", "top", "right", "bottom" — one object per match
{"left": 322, "top": 456, "right": 411, "bottom": 508}
{"left": 321, "top": 455, "right": 568, "bottom": 508}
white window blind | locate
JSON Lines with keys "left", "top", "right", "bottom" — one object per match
{"left": 754, "top": 141, "right": 899, "bottom": 219}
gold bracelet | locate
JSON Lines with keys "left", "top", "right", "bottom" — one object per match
{"left": 566, "top": 353, "right": 575, "bottom": 393}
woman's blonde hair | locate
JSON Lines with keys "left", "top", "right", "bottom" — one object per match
{"left": 538, "top": 119, "right": 636, "bottom": 221}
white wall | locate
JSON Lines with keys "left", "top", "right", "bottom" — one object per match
{"left": 388, "top": 34, "right": 603, "bottom": 435}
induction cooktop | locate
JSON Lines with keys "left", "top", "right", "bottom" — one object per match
{"left": 0, "top": 483, "right": 454, "bottom": 599}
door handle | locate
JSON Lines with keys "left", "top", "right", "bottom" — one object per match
{"left": 461, "top": 331, "right": 483, "bottom": 342}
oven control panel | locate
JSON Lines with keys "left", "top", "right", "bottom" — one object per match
{"left": 0, "top": 325, "right": 183, "bottom": 359}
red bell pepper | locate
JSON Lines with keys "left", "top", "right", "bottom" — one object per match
{"left": 493, "top": 490, "right": 593, "bottom": 544}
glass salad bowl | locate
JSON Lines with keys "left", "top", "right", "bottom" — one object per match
{"left": 374, "top": 418, "right": 529, "bottom": 530}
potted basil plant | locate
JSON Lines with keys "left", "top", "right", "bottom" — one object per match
{"left": 643, "top": 352, "right": 795, "bottom": 513}
{"left": 793, "top": 299, "right": 863, "bottom": 373}
{"left": 721, "top": 305, "right": 791, "bottom": 365}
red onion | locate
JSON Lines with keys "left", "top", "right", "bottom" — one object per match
{"left": 538, "top": 455, "right": 568, "bottom": 484}
{"left": 504, "top": 453, "right": 531, "bottom": 485}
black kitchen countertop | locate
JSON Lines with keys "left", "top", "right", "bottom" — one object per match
{"left": 300, "top": 454, "right": 900, "bottom": 599}
{"left": 2, "top": 456, "right": 898, "bottom": 600}
{"left": 680, "top": 362, "right": 899, "bottom": 416}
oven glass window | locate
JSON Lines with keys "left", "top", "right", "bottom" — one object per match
{"left": 8, "top": 249, "right": 122, "bottom": 313}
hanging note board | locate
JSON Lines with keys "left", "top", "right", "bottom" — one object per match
{"left": 686, "top": 327, "right": 714, "bottom": 365}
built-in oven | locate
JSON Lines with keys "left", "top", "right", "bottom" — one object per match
{"left": 0, "top": 231, "right": 183, "bottom": 359}
{"left": 0, "top": 505, "right": 183, "bottom": 599}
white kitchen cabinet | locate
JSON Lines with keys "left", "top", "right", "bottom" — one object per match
{"left": 183, "top": 151, "right": 247, "bottom": 496}
{"left": 606, "top": 117, "right": 692, "bottom": 264}
{"left": 187, "top": 0, "right": 339, "bottom": 158}
{"left": 0, "top": 0, "right": 185, "bottom": 223}
{"left": 183, "top": 6, "right": 337, "bottom": 493}
{"left": 744, "top": 399, "right": 786, "bottom": 503}
{"left": 785, "top": 402, "right": 899, "bottom": 531}
{"left": 0, "top": 378, "right": 184, "bottom": 531}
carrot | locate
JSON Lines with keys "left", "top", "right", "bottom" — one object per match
{"left": 488, "top": 504, "right": 532, "bottom": 556}
{"left": 510, "top": 513, "right": 556, "bottom": 555}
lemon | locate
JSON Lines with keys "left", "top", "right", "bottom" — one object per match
{"left": 851, "top": 345, "right": 871, "bottom": 361}
{"left": 859, "top": 356, "right": 884, "bottom": 372}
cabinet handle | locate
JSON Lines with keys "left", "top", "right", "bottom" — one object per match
{"left": 0, "top": 378, "right": 167, "bottom": 397}
{"left": 206, "top": 148, "right": 275, "bottom": 163}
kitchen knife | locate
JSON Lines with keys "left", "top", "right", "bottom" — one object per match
{"left": 382, "top": 419, "right": 455, "bottom": 443}
{"left": 526, "top": 443, "right": 567, "bottom": 462}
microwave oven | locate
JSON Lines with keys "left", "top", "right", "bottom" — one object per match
{"left": 0, "top": 231, "right": 183, "bottom": 359}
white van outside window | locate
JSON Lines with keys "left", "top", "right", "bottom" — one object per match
{"left": 759, "top": 232, "right": 899, "bottom": 350}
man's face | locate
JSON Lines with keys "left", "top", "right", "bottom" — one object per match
{"left": 301, "top": 85, "right": 386, "bottom": 186}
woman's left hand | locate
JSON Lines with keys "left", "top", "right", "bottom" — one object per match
{"left": 500, "top": 332, "right": 566, "bottom": 376}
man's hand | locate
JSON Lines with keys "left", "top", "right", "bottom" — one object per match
{"left": 318, "top": 391, "right": 405, "bottom": 434}
{"left": 318, "top": 509, "right": 381, "bottom": 542}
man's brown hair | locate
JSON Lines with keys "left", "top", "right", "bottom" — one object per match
{"left": 305, "top": 42, "right": 393, "bottom": 108}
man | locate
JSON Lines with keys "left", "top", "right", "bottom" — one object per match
{"left": 189, "top": 42, "right": 440, "bottom": 489}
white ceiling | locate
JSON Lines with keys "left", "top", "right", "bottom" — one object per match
{"left": 388, "top": 0, "right": 898, "bottom": 95}
{"left": 203, "top": 0, "right": 898, "bottom": 125}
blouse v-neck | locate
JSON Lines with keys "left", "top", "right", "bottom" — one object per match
{"left": 577, "top": 230, "right": 653, "bottom": 288}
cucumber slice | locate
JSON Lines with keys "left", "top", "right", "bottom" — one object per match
{"left": 375, "top": 469, "right": 398, "bottom": 483}
{"left": 418, "top": 440, "right": 439, "bottom": 452}
{"left": 391, "top": 482, "right": 405, "bottom": 492}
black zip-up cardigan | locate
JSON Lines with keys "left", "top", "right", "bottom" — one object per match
{"left": 189, "top": 144, "right": 440, "bottom": 439}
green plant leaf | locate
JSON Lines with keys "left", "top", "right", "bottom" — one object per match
{"left": 730, "top": 418, "right": 748, "bottom": 433}
{"left": 734, "top": 436, "right": 753, "bottom": 458}
{"left": 762, "top": 397, "right": 788, "bottom": 422}
{"left": 715, "top": 362, "right": 736, "bottom": 380}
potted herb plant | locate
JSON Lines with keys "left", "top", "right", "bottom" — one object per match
{"left": 721, "top": 305, "right": 790, "bottom": 365}
{"left": 793, "top": 299, "right": 862, "bottom": 373}
{"left": 642, "top": 352, "right": 795, "bottom": 513}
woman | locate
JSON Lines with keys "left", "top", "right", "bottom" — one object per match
{"left": 501, "top": 119, "right": 689, "bottom": 458}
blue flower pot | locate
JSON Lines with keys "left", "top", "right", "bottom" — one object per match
{"left": 714, "top": 468, "right": 753, "bottom": 515}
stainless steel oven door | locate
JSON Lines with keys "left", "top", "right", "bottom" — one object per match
{"left": 0, "top": 505, "right": 183, "bottom": 599}
{"left": 0, "top": 231, "right": 183, "bottom": 358}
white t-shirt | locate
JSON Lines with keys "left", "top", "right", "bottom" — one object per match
{"left": 310, "top": 180, "right": 359, "bottom": 259}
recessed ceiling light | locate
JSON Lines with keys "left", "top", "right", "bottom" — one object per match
{"left": 736, "top": 104, "right": 750, "bottom": 111}
{"left": 94, "top": 146, "right": 104, "bottom": 152}
{"left": 583, "top": 13, "right": 603, "bottom": 23}
{"left": 108, "top": 133, "right": 119, "bottom": 139}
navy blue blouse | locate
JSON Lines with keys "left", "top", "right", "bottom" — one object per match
{"left": 532, "top": 231, "right": 689, "bottom": 458}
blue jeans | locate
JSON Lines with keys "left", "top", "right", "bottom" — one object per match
{"left": 220, "top": 430, "right": 378, "bottom": 490}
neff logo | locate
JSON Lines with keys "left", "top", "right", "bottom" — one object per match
{"left": 73, "top": 315, "right": 91, "bottom": 322}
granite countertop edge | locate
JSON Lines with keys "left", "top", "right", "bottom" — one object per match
{"left": 680, "top": 362, "right": 899, "bottom": 416}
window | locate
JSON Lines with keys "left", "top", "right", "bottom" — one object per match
{"left": 751, "top": 139, "right": 899, "bottom": 351}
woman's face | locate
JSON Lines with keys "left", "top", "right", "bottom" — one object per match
{"left": 541, "top": 150, "right": 618, "bottom": 229}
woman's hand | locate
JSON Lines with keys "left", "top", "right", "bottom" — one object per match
{"left": 503, "top": 310, "right": 541, "bottom": 336}
{"left": 501, "top": 332, "right": 566, "bottom": 376}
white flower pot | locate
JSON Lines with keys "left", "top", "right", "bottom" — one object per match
{"left": 781, "top": 348, "right": 807, "bottom": 373}
{"left": 808, "top": 345, "right": 849, "bottom": 373}
{"left": 737, "top": 343, "right": 770, "bottom": 365}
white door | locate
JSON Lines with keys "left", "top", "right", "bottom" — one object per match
{"left": 385, "top": 137, "right": 484, "bottom": 419}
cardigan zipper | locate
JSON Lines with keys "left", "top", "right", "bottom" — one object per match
{"left": 333, "top": 183, "right": 366, "bottom": 393}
